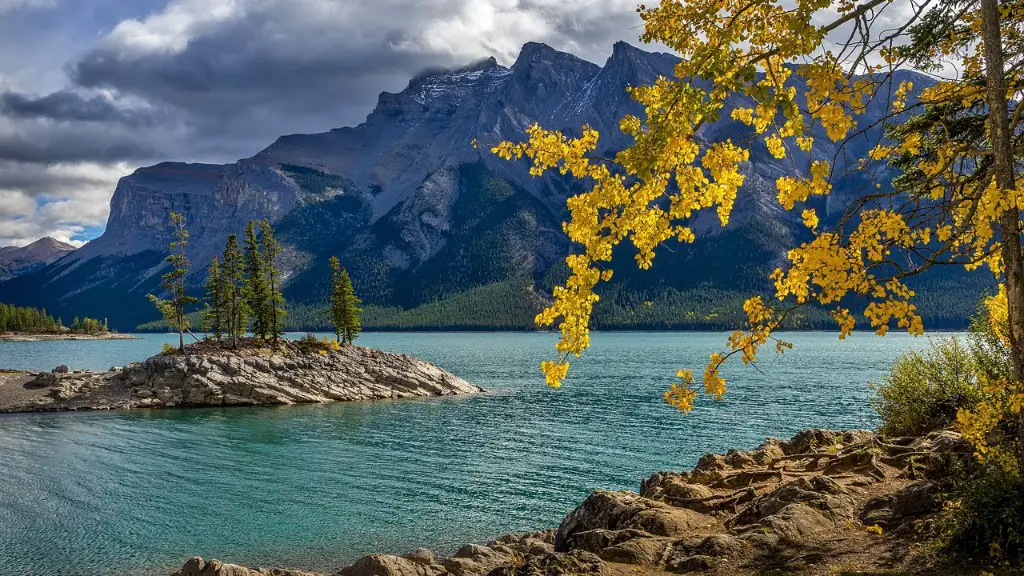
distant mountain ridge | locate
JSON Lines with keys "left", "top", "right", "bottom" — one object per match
{"left": 0, "top": 42, "right": 990, "bottom": 330}
{"left": 0, "top": 237, "right": 75, "bottom": 282}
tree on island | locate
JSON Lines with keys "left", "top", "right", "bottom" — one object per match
{"left": 329, "top": 256, "right": 362, "bottom": 345}
{"left": 243, "top": 220, "right": 271, "bottom": 339}
{"left": 221, "top": 234, "right": 248, "bottom": 348}
{"left": 494, "top": 0, "right": 1024, "bottom": 466}
{"left": 202, "top": 256, "right": 224, "bottom": 339}
{"left": 147, "top": 212, "right": 198, "bottom": 352}
{"left": 259, "top": 219, "right": 286, "bottom": 342}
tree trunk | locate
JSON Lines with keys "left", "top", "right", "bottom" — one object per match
{"left": 980, "top": 0, "right": 1024, "bottom": 468}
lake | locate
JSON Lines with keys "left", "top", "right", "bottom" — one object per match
{"left": 0, "top": 331, "right": 940, "bottom": 575}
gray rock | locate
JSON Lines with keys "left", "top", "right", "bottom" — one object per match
{"left": 401, "top": 549, "right": 437, "bottom": 566}
{"left": 52, "top": 365, "right": 69, "bottom": 374}
{"left": 860, "top": 481, "right": 940, "bottom": 528}
{"left": 342, "top": 554, "right": 443, "bottom": 576}
{"left": 556, "top": 490, "right": 716, "bottom": 551}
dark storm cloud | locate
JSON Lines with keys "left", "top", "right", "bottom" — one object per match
{"left": 0, "top": 89, "right": 155, "bottom": 125}
{"left": 0, "top": 0, "right": 646, "bottom": 245}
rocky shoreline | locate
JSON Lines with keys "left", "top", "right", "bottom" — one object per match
{"left": 0, "top": 332, "right": 140, "bottom": 341}
{"left": 173, "top": 427, "right": 979, "bottom": 576}
{"left": 0, "top": 341, "right": 481, "bottom": 413}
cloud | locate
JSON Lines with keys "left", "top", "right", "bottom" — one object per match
{"left": 0, "top": 0, "right": 55, "bottom": 15}
{"left": 0, "top": 160, "right": 131, "bottom": 246}
{"left": 0, "top": 0, "right": 647, "bottom": 246}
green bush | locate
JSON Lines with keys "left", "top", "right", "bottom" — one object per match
{"left": 871, "top": 336, "right": 984, "bottom": 437}
{"left": 939, "top": 464, "right": 1024, "bottom": 565}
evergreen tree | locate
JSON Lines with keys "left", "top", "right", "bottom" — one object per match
{"left": 202, "top": 256, "right": 224, "bottom": 339}
{"left": 147, "top": 212, "right": 198, "bottom": 352}
{"left": 259, "top": 219, "right": 286, "bottom": 342}
{"left": 221, "top": 234, "right": 248, "bottom": 348}
{"left": 329, "top": 257, "right": 345, "bottom": 343}
{"left": 243, "top": 220, "right": 270, "bottom": 339}
{"left": 339, "top": 266, "right": 362, "bottom": 345}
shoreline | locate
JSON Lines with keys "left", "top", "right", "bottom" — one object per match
{"left": 0, "top": 332, "right": 141, "bottom": 342}
{"left": 171, "top": 427, "right": 977, "bottom": 576}
{"left": 0, "top": 340, "right": 481, "bottom": 413}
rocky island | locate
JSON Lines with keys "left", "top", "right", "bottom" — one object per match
{"left": 0, "top": 339, "right": 481, "bottom": 413}
{"left": 171, "top": 428, "right": 976, "bottom": 576}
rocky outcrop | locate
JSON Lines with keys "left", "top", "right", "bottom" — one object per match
{"left": 173, "top": 428, "right": 978, "bottom": 576}
{"left": 0, "top": 341, "right": 480, "bottom": 413}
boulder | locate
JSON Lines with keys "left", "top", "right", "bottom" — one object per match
{"left": 443, "top": 544, "right": 517, "bottom": 576}
{"left": 24, "top": 372, "right": 59, "bottom": 388}
{"left": 563, "top": 529, "right": 651, "bottom": 555}
{"left": 556, "top": 491, "right": 717, "bottom": 550}
{"left": 52, "top": 365, "right": 69, "bottom": 374}
{"left": 598, "top": 536, "right": 673, "bottom": 565}
{"left": 485, "top": 551, "right": 602, "bottom": 576}
{"left": 173, "top": 557, "right": 320, "bottom": 576}
{"left": 341, "top": 554, "right": 443, "bottom": 576}
{"left": 754, "top": 503, "right": 835, "bottom": 544}
{"left": 860, "top": 481, "right": 941, "bottom": 528}
{"left": 401, "top": 549, "right": 438, "bottom": 566}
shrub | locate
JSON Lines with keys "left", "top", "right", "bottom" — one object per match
{"left": 871, "top": 336, "right": 984, "bottom": 437}
{"left": 939, "top": 464, "right": 1024, "bottom": 565}
{"left": 295, "top": 333, "right": 341, "bottom": 355}
{"left": 159, "top": 342, "right": 179, "bottom": 356}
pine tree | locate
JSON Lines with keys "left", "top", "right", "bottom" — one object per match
{"left": 221, "top": 234, "right": 248, "bottom": 348}
{"left": 339, "top": 266, "right": 362, "bottom": 345}
{"left": 329, "top": 257, "right": 345, "bottom": 343}
{"left": 243, "top": 220, "right": 270, "bottom": 339}
{"left": 202, "top": 256, "right": 224, "bottom": 339}
{"left": 259, "top": 219, "right": 286, "bottom": 342}
{"left": 147, "top": 212, "right": 198, "bottom": 352}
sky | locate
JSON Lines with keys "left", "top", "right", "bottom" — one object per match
{"left": 0, "top": 0, "right": 646, "bottom": 247}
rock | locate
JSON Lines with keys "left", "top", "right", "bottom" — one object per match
{"left": 754, "top": 503, "right": 835, "bottom": 544}
{"left": 2, "top": 342, "right": 481, "bottom": 414}
{"left": 401, "top": 549, "right": 438, "bottom": 566}
{"left": 341, "top": 554, "right": 443, "bottom": 576}
{"left": 598, "top": 536, "right": 673, "bottom": 565}
{"left": 24, "top": 372, "right": 58, "bottom": 388}
{"left": 563, "top": 529, "right": 651, "bottom": 555}
{"left": 665, "top": 554, "right": 715, "bottom": 573}
{"left": 173, "top": 557, "right": 320, "bottom": 576}
{"left": 556, "top": 491, "right": 717, "bottom": 550}
{"left": 52, "top": 365, "right": 69, "bottom": 374}
{"left": 731, "top": 477, "right": 856, "bottom": 529}
{"left": 484, "top": 551, "right": 602, "bottom": 576}
{"left": 860, "top": 481, "right": 941, "bottom": 528}
{"left": 443, "top": 544, "right": 517, "bottom": 576}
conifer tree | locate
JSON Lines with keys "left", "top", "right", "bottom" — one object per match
{"left": 221, "top": 234, "right": 248, "bottom": 348}
{"left": 259, "top": 219, "right": 286, "bottom": 342}
{"left": 147, "top": 212, "right": 198, "bottom": 352}
{"left": 243, "top": 220, "right": 270, "bottom": 339}
{"left": 202, "top": 256, "right": 224, "bottom": 339}
{"left": 339, "top": 266, "right": 362, "bottom": 345}
{"left": 329, "top": 257, "right": 344, "bottom": 343}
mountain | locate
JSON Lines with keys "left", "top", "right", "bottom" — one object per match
{"left": 0, "top": 237, "right": 75, "bottom": 282}
{"left": 0, "top": 42, "right": 991, "bottom": 331}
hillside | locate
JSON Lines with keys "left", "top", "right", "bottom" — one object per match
{"left": 0, "top": 42, "right": 991, "bottom": 331}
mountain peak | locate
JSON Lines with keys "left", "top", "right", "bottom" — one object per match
{"left": 27, "top": 236, "right": 75, "bottom": 251}
{"left": 512, "top": 42, "right": 560, "bottom": 67}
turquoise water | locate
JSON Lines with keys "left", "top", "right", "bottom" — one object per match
{"left": 0, "top": 331, "right": 937, "bottom": 576}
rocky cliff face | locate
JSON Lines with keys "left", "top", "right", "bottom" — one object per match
{"left": 0, "top": 237, "right": 75, "bottom": 281}
{"left": 0, "top": 42, "right": 983, "bottom": 330}
{"left": 1, "top": 342, "right": 481, "bottom": 412}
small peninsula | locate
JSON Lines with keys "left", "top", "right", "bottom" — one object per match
{"left": 0, "top": 338, "right": 481, "bottom": 413}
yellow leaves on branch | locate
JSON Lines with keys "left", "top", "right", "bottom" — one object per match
{"left": 493, "top": 0, "right": 1009, "bottom": 409}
